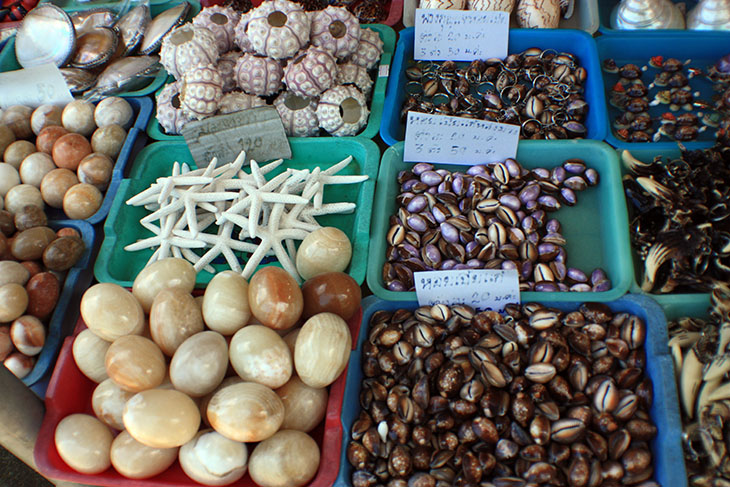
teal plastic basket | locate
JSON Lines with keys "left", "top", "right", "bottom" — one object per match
{"left": 147, "top": 23, "right": 396, "bottom": 141}
{"left": 367, "top": 140, "right": 634, "bottom": 302}
{"left": 95, "top": 137, "right": 379, "bottom": 288}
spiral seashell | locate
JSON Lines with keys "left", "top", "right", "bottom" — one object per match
{"left": 516, "top": 0, "right": 560, "bottom": 28}
{"left": 160, "top": 24, "right": 219, "bottom": 80}
{"left": 274, "top": 91, "right": 320, "bottom": 137}
{"left": 218, "top": 91, "right": 267, "bottom": 114}
{"left": 235, "top": 53, "right": 284, "bottom": 96}
{"left": 217, "top": 51, "right": 242, "bottom": 93}
{"left": 310, "top": 6, "right": 361, "bottom": 59}
{"left": 468, "top": 0, "right": 515, "bottom": 10}
{"left": 192, "top": 6, "right": 240, "bottom": 53}
{"left": 233, "top": 11, "right": 254, "bottom": 53}
{"left": 316, "top": 84, "right": 369, "bottom": 136}
{"left": 284, "top": 46, "right": 337, "bottom": 97}
{"left": 180, "top": 65, "right": 224, "bottom": 120}
{"left": 246, "top": 0, "right": 311, "bottom": 60}
{"left": 419, "top": 0, "right": 465, "bottom": 8}
{"left": 346, "top": 28, "right": 383, "bottom": 70}
{"left": 156, "top": 81, "right": 192, "bottom": 135}
{"left": 336, "top": 62, "right": 373, "bottom": 96}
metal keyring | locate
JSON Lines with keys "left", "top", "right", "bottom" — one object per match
{"left": 405, "top": 81, "right": 423, "bottom": 95}
{"left": 432, "top": 93, "right": 450, "bottom": 106}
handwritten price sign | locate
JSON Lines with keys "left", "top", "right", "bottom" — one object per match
{"left": 414, "top": 269, "right": 520, "bottom": 311}
{"left": 0, "top": 64, "right": 73, "bottom": 109}
{"left": 414, "top": 9, "right": 509, "bottom": 61}
{"left": 404, "top": 112, "right": 519, "bottom": 165}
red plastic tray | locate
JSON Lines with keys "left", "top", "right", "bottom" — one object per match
{"left": 34, "top": 306, "right": 364, "bottom": 487}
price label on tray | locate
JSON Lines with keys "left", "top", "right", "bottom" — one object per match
{"left": 414, "top": 269, "right": 520, "bottom": 311}
{"left": 404, "top": 111, "right": 519, "bottom": 165}
{"left": 0, "top": 64, "right": 73, "bottom": 109}
{"left": 414, "top": 8, "right": 509, "bottom": 61}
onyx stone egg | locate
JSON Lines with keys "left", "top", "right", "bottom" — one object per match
{"left": 63, "top": 183, "right": 102, "bottom": 220}
{"left": 19, "top": 152, "right": 56, "bottom": 188}
{"left": 91, "top": 125, "right": 126, "bottom": 159}
{"left": 14, "top": 205, "right": 47, "bottom": 231}
{"left": 43, "top": 236, "right": 85, "bottom": 271}
{"left": 301, "top": 272, "right": 361, "bottom": 321}
{"left": 41, "top": 168, "right": 79, "bottom": 209}
{"left": 77, "top": 153, "right": 113, "bottom": 191}
{"left": 62, "top": 100, "right": 97, "bottom": 137}
{"left": 5, "top": 184, "right": 44, "bottom": 214}
{"left": 25, "top": 271, "right": 61, "bottom": 320}
{"left": 31, "top": 105, "right": 63, "bottom": 136}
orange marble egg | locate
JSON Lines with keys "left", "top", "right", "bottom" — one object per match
{"left": 77, "top": 153, "right": 113, "bottom": 191}
{"left": 36, "top": 126, "right": 69, "bottom": 154}
{"left": 52, "top": 133, "right": 92, "bottom": 171}
{"left": 248, "top": 267, "right": 303, "bottom": 331}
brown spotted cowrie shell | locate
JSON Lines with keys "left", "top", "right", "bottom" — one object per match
{"left": 594, "top": 379, "right": 620, "bottom": 413}
{"left": 551, "top": 418, "right": 586, "bottom": 443}
{"left": 621, "top": 315, "right": 646, "bottom": 350}
{"left": 529, "top": 309, "right": 560, "bottom": 330}
{"left": 614, "top": 394, "right": 639, "bottom": 422}
{"left": 529, "top": 415, "right": 551, "bottom": 445}
{"left": 525, "top": 363, "right": 557, "bottom": 384}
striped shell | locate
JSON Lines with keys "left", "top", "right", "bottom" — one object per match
{"left": 246, "top": 0, "right": 310, "bottom": 60}
{"left": 156, "top": 81, "right": 192, "bottom": 134}
{"left": 235, "top": 53, "right": 284, "bottom": 96}
{"left": 516, "top": 0, "right": 560, "bottom": 28}
{"left": 316, "top": 85, "right": 369, "bottom": 136}
{"left": 233, "top": 11, "right": 254, "bottom": 53}
{"left": 419, "top": 0, "right": 465, "bottom": 8}
{"left": 192, "top": 6, "right": 240, "bottom": 53}
{"left": 310, "top": 6, "right": 361, "bottom": 59}
{"left": 336, "top": 62, "right": 373, "bottom": 96}
{"left": 467, "top": 0, "right": 515, "bottom": 10}
{"left": 346, "top": 28, "right": 383, "bottom": 70}
{"left": 284, "top": 46, "right": 337, "bottom": 97}
{"left": 274, "top": 92, "right": 319, "bottom": 137}
{"left": 218, "top": 51, "right": 242, "bottom": 93}
{"left": 218, "top": 91, "right": 267, "bottom": 114}
{"left": 180, "top": 65, "right": 224, "bottom": 120}
{"left": 160, "top": 24, "right": 220, "bottom": 80}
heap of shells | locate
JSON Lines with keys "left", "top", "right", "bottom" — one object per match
{"left": 417, "top": 0, "right": 575, "bottom": 28}
{"left": 154, "top": 0, "right": 384, "bottom": 137}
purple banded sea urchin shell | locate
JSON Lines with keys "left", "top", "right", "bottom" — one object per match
{"left": 160, "top": 24, "right": 220, "bottom": 80}
{"left": 235, "top": 53, "right": 284, "bottom": 96}
{"left": 316, "top": 84, "right": 369, "bottom": 136}
{"left": 274, "top": 91, "right": 319, "bottom": 137}
{"left": 245, "top": 0, "right": 311, "bottom": 60}
{"left": 192, "top": 5, "right": 240, "bottom": 53}
{"left": 310, "top": 6, "right": 361, "bottom": 59}
{"left": 284, "top": 46, "right": 337, "bottom": 97}
{"left": 180, "top": 64, "right": 224, "bottom": 120}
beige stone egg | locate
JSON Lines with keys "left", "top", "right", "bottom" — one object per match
{"left": 80, "top": 283, "right": 145, "bottom": 341}
{"left": 207, "top": 382, "right": 284, "bottom": 443}
{"left": 0, "top": 125, "right": 15, "bottom": 156}
{"left": 199, "top": 376, "right": 243, "bottom": 428}
{"left": 132, "top": 258, "right": 196, "bottom": 313}
{"left": 0, "top": 260, "right": 30, "bottom": 287}
{"left": 4, "top": 352, "right": 34, "bottom": 378}
{"left": 5, "top": 184, "right": 44, "bottom": 214}
{"left": 77, "top": 153, "right": 113, "bottom": 191}
{"left": 294, "top": 312, "right": 351, "bottom": 388}
{"left": 202, "top": 270, "right": 250, "bottom": 335}
{"left": 54, "top": 414, "right": 113, "bottom": 474}
{"left": 282, "top": 328, "right": 300, "bottom": 357}
{"left": 105, "top": 335, "right": 166, "bottom": 393}
{"left": 62, "top": 100, "right": 97, "bottom": 137}
{"left": 19, "top": 152, "right": 56, "bottom": 188}
{"left": 0, "top": 283, "right": 29, "bottom": 323}
{"left": 0, "top": 163, "right": 21, "bottom": 198}
{"left": 63, "top": 183, "right": 102, "bottom": 220}
{"left": 150, "top": 288, "right": 204, "bottom": 356}
{"left": 4, "top": 140, "right": 36, "bottom": 169}
{"left": 248, "top": 430, "right": 320, "bottom": 487}
{"left": 295, "top": 227, "right": 352, "bottom": 280}
{"left": 91, "top": 124, "right": 126, "bottom": 159}
{"left": 229, "top": 325, "right": 292, "bottom": 389}
{"left": 1, "top": 106, "right": 33, "bottom": 139}
{"left": 110, "top": 430, "right": 178, "bottom": 479}
{"left": 95, "top": 97, "right": 133, "bottom": 128}
{"left": 123, "top": 389, "right": 201, "bottom": 448}
{"left": 10, "top": 315, "right": 45, "bottom": 356}
{"left": 30, "top": 105, "right": 63, "bottom": 135}
{"left": 179, "top": 429, "right": 248, "bottom": 486}
{"left": 41, "top": 168, "right": 78, "bottom": 208}
{"left": 276, "top": 376, "right": 328, "bottom": 433}
{"left": 92, "top": 378, "right": 136, "bottom": 430}
{"left": 170, "top": 331, "right": 228, "bottom": 398}
{"left": 73, "top": 329, "right": 111, "bottom": 383}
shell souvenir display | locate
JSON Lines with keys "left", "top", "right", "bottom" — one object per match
{"left": 155, "top": 82, "right": 193, "bottom": 135}
{"left": 234, "top": 53, "right": 284, "bottom": 96}
{"left": 347, "top": 27, "right": 384, "bottom": 70}
{"left": 113, "top": 5, "right": 151, "bottom": 57}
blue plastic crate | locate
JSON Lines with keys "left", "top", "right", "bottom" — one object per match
{"left": 336, "top": 294, "right": 687, "bottom": 487}
{"left": 23, "top": 219, "right": 96, "bottom": 398}
{"left": 380, "top": 27, "right": 608, "bottom": 146}
{"left": 597, "top": 32, "right": 729, "bottom": 151}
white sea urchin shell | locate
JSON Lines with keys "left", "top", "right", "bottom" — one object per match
{"left": 274, "top": 91, "right": 319, "bottom": 137}
{"left": 246, "top": 0, "right": 311, "bottom": 60}
{"left": 310, "top": 6, "right": 361, "bottom": 60}
{"left": 283, "top": 46, "right": 337, "bottom": 97}
{"left": 160, "top": 24, "right": 220, "bottom": 80}
{"left": 316, "top": 84, "right": 369, "bottom": 136}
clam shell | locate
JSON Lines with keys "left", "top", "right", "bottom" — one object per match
{"left": 71, "top": 26, "right": 119, "bottom": 69}
{"left": 138, "top": 3, "right": 190, "bottom": 55}
{"left": 15, "top": 4, "right": 76, "bottom": 68}
{"left": 70, "top": 8, "right": 116, "bottom": 35}
{"left": 115, "top": 5, "right": 151, "bottom": 57}
{"left": 92, "top": 56, "right": 161, "bottom": 96}
{"left": 60, "top": 68, "right": 98, "bottom": 95}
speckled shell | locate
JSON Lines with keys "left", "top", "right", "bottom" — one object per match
{"left": 274, "top": 92, "right": 319, "bottom": 137}
{"left": 160, "top": 24, "right": 220, "bottom": 80}
{"left": 180, "top": 65, "right": 224, "bottom": 120}
{"left": 346, "top": 28, "right": 383, "bottom": 70}
{"left": 192, "top": 6, "right": 240, "bottom": 53}
{"left": 233, "top": 11, "right": 254, "bottom": 53}
{"left": 246, "top": 0, "right": 311, "bottom": 60}
{"left": 284, "top": 46, "right": 337, "bottom": 97}
{"left": 516, "top": 0, "right": 560, "bottom": 28}
{"left": 468, "top": 0, "right": 514, "bottom": 10}
{"left": 419, "top": 0, "right": 465, "bottom": 8}
{"left": 156, "top": 81, "right": 192, "bottom": 134}
{"left": 316, "top": 85, "right": 369, "bottom": 136}
{"left": 336, "top": 62, "right": 373, "bottom": 96}
{"left": 218, "top": 51, "right": 242, "bottom": 92}
{"left": 235, "top": 53, "right": 284, "bottom": 96}
{"left": 218, "top": 91, "right": 267, "bottom": 114}
{"left": 310, "top": 6, "right": 361, "bottom": 59}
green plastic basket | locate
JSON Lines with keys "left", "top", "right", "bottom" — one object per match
{"left": 367, "top": 140, "right": 634, "bottom": 302}
{"left": 95, "top": 137, "right": 379, "bottom": 288}
{"left": 147, "top": 23, "right": 396, "bottom": 141}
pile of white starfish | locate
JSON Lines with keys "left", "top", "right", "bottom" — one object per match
{"left": 124, "top": 151, "right": 367, "bottom": 282}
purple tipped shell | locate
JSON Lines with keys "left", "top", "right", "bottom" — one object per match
{"left": 521, "top": 216, "right": 537, "bottom": 234}
{"left": 551, "top": 166, "right": 567, "bottom": 185}
{"left": 412, "top": 163, "right": 434, "bottom": 175}
{"left": 525, "top": 200, "right": 539, "bottom": 211}
{"left": 552, "top": 262, "right": 567, "bottom": 281}
{"left": 527, "top": 232, "right": 540, "bottom": 245}
{"left": 407, "top": 195, "right": 428, "bottom": 213}
{"left": 441, "top": 259, "right": 457, "bottom": 270}
{"left": 555, "top": 248, "right": 567, "bottom": 263}
{"left": 400, "top": 243, "right": 419, "bottom": 259}
{"left": 452, "top": 175, "right": 464, "bottom": 195}
{"left": 467, "top": 165, "right": 488, "bottom": 176}
{"left": 505, "top": 158, "right": 522, "bottom": 178}
{"left": 437, "top": 182, "right": 448, "bottom": 193}
{"left": 454, "top": 264, "right": 470, "bottom": 270}
{"left": 537, "top": 195, "right": 561, "bottom": 211}
{"left": 567, "top": 267, "right": 588, "bottom": 283}
{"left": 432, "top": 206, "right": 448, "bottom": 224}
{"left": 423, "top": 244, "right": 442, "bottom": 267}
{"left": 499, "top": 194, "right": 522, "bottom": 211}
{"left": 591, "top": 268, "right": 608, "bottom": 285}
{"left": 535, "top": 282, "right": 559, "bottom": 292}
{"left": 407, "top": 214, "right": 428, "bottom": 233}
{"left": 585, "top": 168, "right": 599, "bottom": 186}
{"left": 388, "top": 280, "right": 407, "bottom": 292}
{"left": 427, "top": 187, "right": 437, "bottom": 194}
{"left": 402, "top": 180, "right": 418, "bottom": 192}
{"left": 422, "top": 171, "right": 443, "bottom": 186}
{"left": 519, "top": 184, "right": 541, "bottom": 203}
{"left": 440, "top": 222, "right": 459, "bottom": 243}
{"left": 546, "top": 219, "right": 561, "bottom": 234}
{"left": 533, "top": 168, "right": 550, "bottom": 180}
{"left": 557, "top": 283, "right": 569, "bottom": 291}
{"left": 593, "top": 280, "right": 611, "bottom": 292}
{"left": 563, "top": 160, "right": 586, "bottom": 174}
{"left": 466, "top": 259, "right": 482, "bottom": 269}
{"left": 502, "top": 260, "right": 518, "bottom": 270}
{"left": 570, "top": 283, "right": 592, "bottom": 292}
{"left": 521, "top": 260, "right": 533, "bottom": 279}
{"left": 560, "top": 188, "right": 577, "bottom": 206}
{"left": 564, "top": 176, "right": 587, "bottom": 191}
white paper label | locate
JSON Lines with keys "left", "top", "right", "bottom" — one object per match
{"left": 414, "top": 269, "right": 520, "bottom": 311}
{"left": 404, "top": 112, "right": 519, "bottom": 165}
{"left": 0, "top": 64, "right": 73, "bottom": 109}
{"left": 379, "top": 64, "right": 390, "bottom": 78}
{"left": 414, "top": 9, "right": 509, "bottom": 61}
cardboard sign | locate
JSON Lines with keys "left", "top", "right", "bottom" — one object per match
{"left": 0, "top": 64, "right": 73, "bottom": 109}
{"left": 404, "top": 111, "right": 519, "bottom": 165}
{"left": 182, "top": 106, "right": 292, "bottom": 168}
{"left": 414, "top": 269, "right": 520, "bottom": 311}
{"left": 414, "top": 9, "right": 509, "bottom": 61}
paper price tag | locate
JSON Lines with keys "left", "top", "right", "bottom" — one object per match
{"left": 0, "top": 64, "right": 73, "bottom": 109}
{"left": 414, "top": 9, "right": 509, "bottom": 61}
{"left": 404, "top": 111, "right": 519, "bottom": 165}
{"left": 414, "top": 269, "right": 520, "bottom": 311}
{"left": 182, "top": 106, "right": 292, "bottom": 168}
